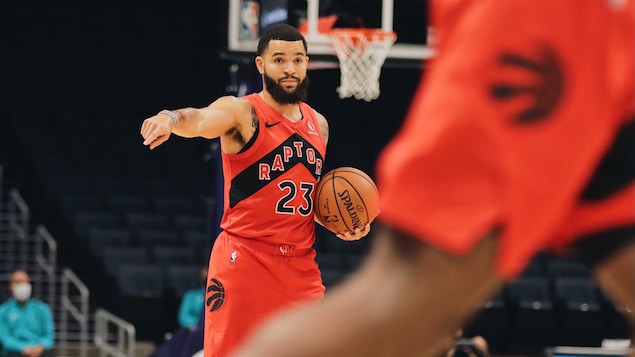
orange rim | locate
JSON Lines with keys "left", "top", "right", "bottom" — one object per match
{"left": 328, "top": 28, "right": 396, "bottom": 41}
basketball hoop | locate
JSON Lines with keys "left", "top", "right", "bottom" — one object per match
{"left": 328, "top": 28, "right": 396, "bottom": 102}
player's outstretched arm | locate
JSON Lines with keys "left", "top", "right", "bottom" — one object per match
{"left": 140, "top": 96, "right": 250, "bottom": 150}
{"left": 232, "top": 224, "right": 502, "bottom": 357}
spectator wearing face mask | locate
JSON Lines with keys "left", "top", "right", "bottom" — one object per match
{"left": 0, "top": 270, "right": 55, "bottom": 357}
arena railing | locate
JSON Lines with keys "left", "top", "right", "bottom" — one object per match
{"left": 5, "top": 188, "right": 29, "bottom": 273}
{"left": 95, "top": 308, "right": 136, "bottom": 357}
{"left": 34, "top": 225, "right": 57, "bottom": 309}
{"left": 59, "top": 268, "right": 90, "bottom": 357}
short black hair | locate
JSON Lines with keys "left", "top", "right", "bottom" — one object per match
{"left": 257, "top": 24, "right": 307, "bottom": 56}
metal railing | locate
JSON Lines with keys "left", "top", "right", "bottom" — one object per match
{"left": 6, "top": 188, "right": 29, "bottom": 272}
{"left": 59, "top": 268, "right": 90, "bottom": 357}
{"left": 34, "top": 225, "right": 57, "bottom": 308}
{"left": 95, "top": 309, "right": 136, "bottom": 357}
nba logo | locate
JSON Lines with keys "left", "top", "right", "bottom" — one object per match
{"left": 240, "top": 1, "right": 259, "bottom": 39}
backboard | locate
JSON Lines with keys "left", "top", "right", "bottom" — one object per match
{"left": 227, "top": 0, "right": 435, "bottom": 64}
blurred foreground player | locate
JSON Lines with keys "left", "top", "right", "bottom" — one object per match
{"left": 233, "top": 1, "right": 635, "bottom": 356}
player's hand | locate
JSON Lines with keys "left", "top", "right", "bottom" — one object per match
{"left": 140, "top": 114, "right": 173, "bottom": 150}
{"left": 336, "top": 223, "right": 371, "bottom": 241}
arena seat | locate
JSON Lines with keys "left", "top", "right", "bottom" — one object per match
{"left": 506, "top": 276, "right": 556, "bottom": 347}
{"left": 553, "top": 277, "right": 604, "bottom": 346}
{"left": 117, "top": 263, "right": 169, "bottom": 342}
{"left": 134, "top": 228, "right": 181, "bottom": 247}
{"left": 87, "top": 228, "right": 133, "bottom": 256}
{"left": 152, "top": 246, "right": 196, "bottom": 266}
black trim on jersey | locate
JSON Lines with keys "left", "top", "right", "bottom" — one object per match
{"left": 229, "top": 133, "right": 323, "bottom": 208}
{"left": 237, "top": 118, "right": 260, "bottom": 154}
{"left": 580, "top": 119, "right": 635, "bottom": 201}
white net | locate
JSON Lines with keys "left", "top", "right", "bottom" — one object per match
{"left": 329, "top": 29, "right": 396, "bottom": 102}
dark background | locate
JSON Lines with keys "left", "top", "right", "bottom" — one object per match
{"left": 0, "top": 0, "right": 423, "bottom": 344}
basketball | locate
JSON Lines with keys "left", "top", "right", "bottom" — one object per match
{"left": 314, "top": 167, "right": 380, "bottom": 236}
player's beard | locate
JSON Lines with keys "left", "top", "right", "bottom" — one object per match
{"left": 263, "top": 71, "right": 310, "bottom": 104}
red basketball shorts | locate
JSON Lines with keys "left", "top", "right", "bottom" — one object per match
{"left": 203, "top": 232, "right": 325, "bottom": 357}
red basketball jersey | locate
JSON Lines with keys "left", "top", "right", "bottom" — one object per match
{"left": 376, "top": 0, "right": 635, "bottom": 279}
{"left": 220, "top": 94, "right": 327, "bottom": 249}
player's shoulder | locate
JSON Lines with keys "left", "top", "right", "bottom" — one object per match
{"left": 210, "top": 95, "right": 254, "bottom": 118}
{"left": 314, "top": 110, "right": 328, "bottom": 134}
{"left": 212, "top": 95, "right": 252, "bottom": 108}
{"left": 309, "top": 107, "right": 327, "bottom": 124}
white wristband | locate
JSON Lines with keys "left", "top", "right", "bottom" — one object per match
{"left": 159, "top": 110, "right": 178, "bottom": 129}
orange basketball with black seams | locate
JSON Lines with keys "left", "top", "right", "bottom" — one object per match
{"left": 314, "top": 167, "right": 380, "bottom": 235}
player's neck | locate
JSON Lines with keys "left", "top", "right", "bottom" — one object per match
{"left": 258, "top": 91, "right": 302, "bottom": 122}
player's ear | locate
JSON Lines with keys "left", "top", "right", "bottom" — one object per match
{"left": 255, "top": 56, "right": 265, "bottom": 74}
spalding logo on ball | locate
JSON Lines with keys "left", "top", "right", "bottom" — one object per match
{"left": 314, "top": 167, "right": 380, "bottom": 235}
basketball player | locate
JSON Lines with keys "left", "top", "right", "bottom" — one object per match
{"left": 232, "top": 1, "right": 635, "bottom": 356}
{"left": 140, "top": 24, "right": 369, "bottom": 357}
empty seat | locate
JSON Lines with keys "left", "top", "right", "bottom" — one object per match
{"left": 124, "top": 212, "right": 172, "bottom": 230}
{"left": 87, "top": 228, "right": 132, "bottom": 256}
{"left": 173, "top": 214, "right": 208, "bottom": 232}
{"left": 102, "top": 247, "right": 149, "bottom": 277}
{"left": 152, "top": 246, "right": 195, "bottom": 266}
{"left": 134, "top": 229, "right": 180, "bottom": 247}
{"left": 182, "top": 230, "right": 212, "bottom": 249}
{"left": 116, "top": 263, "right": 168, "bottom": 342}
{"left": 506, "top": 277, "right": 556, "bottom": 346}
{"left": 166, "top": 265, "right": 206, "bottom": 297}
{"left": 117, "top": 263, "right": 165, "bottom": 298}
{"left": 464, "top": 289, "right": 510, "bottom": 346}
{"left": 59, "top": 194, "right": 105, "bottom": 219}
{"left": 553, "top": 277, "right": 604, "bottom": 346}
{"left": 519, "top": 259, "right": 544, "bottom": 277}
{"left": 152, "top": 196, "right": 195, "bottom": 214}
{"left": 73, "top": 211, "right": 121, "bottom": 236}
{"left": 545, "top": 259, "right": 590, "bottom": 278}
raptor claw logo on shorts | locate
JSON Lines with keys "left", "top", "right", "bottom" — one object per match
{"left": 490, "top": 44, "right": 564, "bottom": 123}
{"left": 206, "top": 278, "right": 226, "bottom": 312}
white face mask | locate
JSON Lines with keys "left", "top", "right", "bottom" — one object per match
{"left": 12, "top": 282, "right": 32, "bottom": 302}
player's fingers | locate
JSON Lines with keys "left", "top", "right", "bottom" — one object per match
{"left": 149, "top": 134, "right": 169, "bottom": 150}
{"left": 141, "top": 117, "right": 159, "bottom": 138}
{"left": 142, "top": 131, "right": 155, "bottom": 146}
{"left": 141, "top": 120, "right": 156, "bottom": 143}
{"left": 359, "top": 223, "right": 371, "bottom": 237}
{"left": 140, "top": 119, "right": 149, "bottom": 136}
{"left": 337, "top": 230, "right": 358, "bottom": 241}
{"left": 347, "top": 224, "right": 371, "bottom": 240}
{"left": 143, "top": 124, "right": 166, "bottom": 146}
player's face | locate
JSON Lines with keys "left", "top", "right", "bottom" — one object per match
{"left": 260, "top": 40, "right": 310, "bottom": 104}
